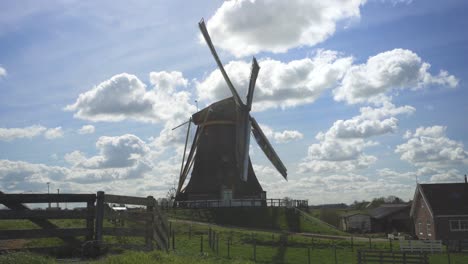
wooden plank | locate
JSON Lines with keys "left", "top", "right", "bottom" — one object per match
{"left": 145, "top": 196, "right": 154, "bottom": 250}
{"left": 86, "top": 201, "right": 94, "bottom": 241}
{"left": 0, "top": 190, "right": 82, "bottom": 246}
{"left": 0, "top": 193, "right": 95, "bottom": 203}
{"left": 102, "top": 227, "right": 146, "bottom": 237}
{"left": 153, "top": 215, "right": 169, "bottom": 250}
{"left": 0, "top": 209, "right": 91, "bottom": 219}
{"left": 0, "top": 228, "right": 89, "bottom": 239}
{"left": 95, "top": 191, "right": 104, "bottom": 243}
{"left": 104, "top": 194, "right": 150, "bottom": 206}
{"left": 359, "top": 250, "right": 427, "bottom": 264}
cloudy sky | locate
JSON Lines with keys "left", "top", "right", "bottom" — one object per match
{"left": 1, "top": 0, "right": 467, "bottom": 205}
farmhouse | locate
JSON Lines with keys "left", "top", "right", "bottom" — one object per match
{"left": 369, "top": 203, "right": 411, "bottom": 233}
{"left": 410, "top": 177, "right": 468, "bottom": 241}
{"left": 341, "top": 204, "right": 411, "bottom": 233}
{"left": 341, "top": 213, "right": 372, "bottom": 232}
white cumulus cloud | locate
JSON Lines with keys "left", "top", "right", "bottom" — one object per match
{"left": 205, "top": 0, "right": 364, "bottom": 57}
{"left": 395, "top": 126, "right": 468, "bottom": 168}
{"left": 78, "top": 125, "right": 95, "bottom": 134}
{"left": 334, "top": 49, "right": 458, "bottom": 105}
{"left": 259, "top": 124, "right": 303, "bottom": 144}
{"left": 44, "top": 127, "right": 64, "bottom": 139}
{"left": 0, "top": 66, "right": 6, "bottom": 78}
{"left": 299, "top": 103, "right": 413, "bottom": 174}
{"left": 74, "top": 134, "right": 150, "bottom": 169}
{"left": 197, "top": 50, "right": 352, "bottom": 111}
{"left": 0, "top": 125, "right": 46, "bottom": 141}
{"left": 65, "top": 72, "right": 196, "bottom": 123}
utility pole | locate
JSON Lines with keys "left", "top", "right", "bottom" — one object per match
{"left": 47, "top": 182, "right": 50, "bottom": 209}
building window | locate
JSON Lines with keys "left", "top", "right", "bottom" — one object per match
{"left": 449, "top": 220, "right": 468, "bottom": 231}
{"left": 418, "top": 222, "right": 423, "bottom": 235}
{"left": 427, "top": 223, "right": 432, "bottom": 237}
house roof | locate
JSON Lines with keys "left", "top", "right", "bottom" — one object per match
{"left": 418, "top": 183, "right": 468, "bottom": 216}
{"left": 342, "top": 212, "right": 370, "bottom": 218}
{"left": 369, "top": 204, "right": 410, "bottom": 219}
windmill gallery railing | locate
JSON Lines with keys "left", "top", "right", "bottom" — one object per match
{"left": 168, "top": 198, "right": 308, "bottom": 209}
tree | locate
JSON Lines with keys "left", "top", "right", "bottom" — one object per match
{"left": 384, "top": 195, "right": 404, "bottom": 204}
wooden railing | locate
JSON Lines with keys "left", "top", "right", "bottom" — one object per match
{"left": 0, "top": 192, "right": 95, "bottom": 248}
{"left": 0, "top": 191, "right": 169, "bottom": 256}
{"left": 357, "top": 250, "right": 429, "bottom": 264}
{"left": 100, "top": 192, "right": 169, "bottom": 251}
{"left": 399, "top": 240, "right": 442, "bottom": 253}
{"left": 169, "top": 198, "right": 308, "bottom": 209}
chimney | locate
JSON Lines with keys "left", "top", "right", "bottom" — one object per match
{"left": 465, "top": 174, "right": 467, "bottom": 184}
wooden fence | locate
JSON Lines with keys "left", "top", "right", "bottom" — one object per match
{"left": 399, "top": 240, "right": 442, "bottom": 253}
{"left": 357, "top": 250, "right": 429, "bottom": 264}
{"left": 0, "top": 191, "right": 169, "bottom": 256}
{"left": 169, "top": 198, "right": 308, "bottom": 209}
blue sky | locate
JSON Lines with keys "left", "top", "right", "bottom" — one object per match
{"left": 0, "top": 0, "right": 467, "bottom": 204}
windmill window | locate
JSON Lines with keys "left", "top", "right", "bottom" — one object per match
{"left": 426, "top": 223, "right": 432, "bottom": 237}
{"left": 418, "top": 222, "right": 423, "bottom": 235}
{"left": 449, "top": 220, "right": 468, "bottom": 231}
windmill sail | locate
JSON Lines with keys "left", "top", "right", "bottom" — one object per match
{"left": 250, "top": 117, "right": 288, "bottom": 180}
{"left": 246, "top": 57, "right": 259, "bottom": 110}
{"left": 198, "top": 19, "right": 243, "bottom": 107}
{"left": 236, "top": 108, "right": 251, "bottom": 181}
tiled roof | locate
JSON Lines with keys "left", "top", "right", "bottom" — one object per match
{"left": 369, "top": 204, "right": 410, "bottom": 219}
{"left": 420, "top": 183, "right": 468, "bottom": 216}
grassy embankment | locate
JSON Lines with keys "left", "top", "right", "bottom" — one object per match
{"left": 2, "top": 220, "right": 468, "bottom": 264}
{"left": 165, "top": 207, "right": 347, "bottom": 236}
{"left": 1, "top": 208, "right": 468, "bottom": 263}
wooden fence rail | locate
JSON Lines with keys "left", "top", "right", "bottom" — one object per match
{"left": 0, "top": 191, "right": 169, "bottom": 256}
{"left": 357, "top": 250, "right": 429, "bottom": 264}
{"left": 400, "top": 240, "right": 442, "bottom": 253}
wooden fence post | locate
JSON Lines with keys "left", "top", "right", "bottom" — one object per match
{"left": 357, "top": 250, "right": 361, "bottom": 264}
{"left": 94, "top": 191, "right": 104, "bottom": 244}
{"left": 189, "top": 224, "right": 192, "bottom": 239}
{"left": 200, "top": 235, "right": 203, "bottom": 253}
{"left": 389, "top": 238, "right": 393, "bottom": 251}
{"left": 146, "top": 196, "right": 154, "bottom": 251}
{"left": 253, "top": 238, "right": 256, "bottom": 262}
{"left": 216, "top": 233, "right": 219, "bottom": 255}
{"left": 227, "top": 238, "right": 230, "bottom": 258}
{"left": 368, "top": 237, "right": 372, "bottom": 249}
{"left": 446, "top": 242, "right": 451, "bottom": 264}
{"left": 351, "top": 236, "right": 354, "bottom": 252}
{"left": 334, "top": 244, "right": 337, "bottom": 264}
{"left": 86, "top": 200, "right": 95, "bottom": 241}
{"left": 172, "top": 229, "right": 175, "bottom": 250}
{"left": 208, "top": 227, "right": 212, "bottom": 249}
{"left": 307, "top": 247, "right": 311, "bottom": 264}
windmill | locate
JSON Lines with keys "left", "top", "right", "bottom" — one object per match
{"left": 174, "top": 19, "right": 287, "bottom": 203}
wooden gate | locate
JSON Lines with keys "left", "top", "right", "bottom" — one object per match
{"left": 0, "top": 190, "right": 169, "bottom": 255}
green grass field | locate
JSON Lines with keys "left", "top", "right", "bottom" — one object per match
{"left": 1, "top": 210, "right": 468, "bottom": 263}
{"left": 165, "top": 207, "right": 348, "bottom": 236}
